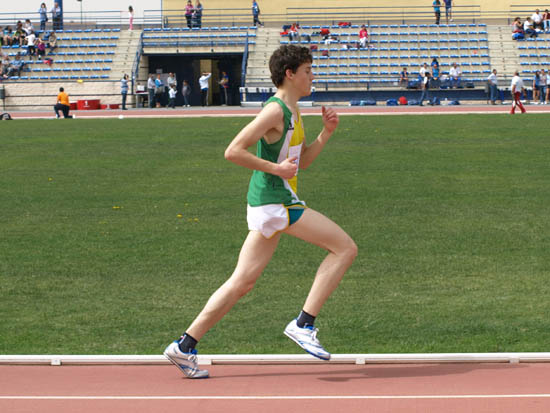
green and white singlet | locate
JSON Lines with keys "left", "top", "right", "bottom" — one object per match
{"left": 246, "top": 96, "right": 307, "bottom": 238}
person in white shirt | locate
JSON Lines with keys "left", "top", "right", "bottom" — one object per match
{"left": 26, "top": 31, "right": 36, "bottom": 57}
{"left": 510, "top": 71, "right": 526, "bottom": 114}
{"left": 524, "top": 17, "right": 537, "bottom": 38}
{"left": 168, "top": 85, "right": 177, "bottom": 108}
{"left": 167, "top": 72, "right": 176, "bottom": 88}
{"left": 532, "top": 9, "right": 543, "bottom": 30}
{"left": 449, "top": 62, "right": 461, "bottom": 88}
{"left": 487, "top": 69, "right": 498, "bottom": 104}
{"left": 419, "top": 62, "right": 428, "bottom": 78}
{"left": 147, "top": 74, "right": 155, "bottom": 108}
{"left": 198, "top": 71, "right": 211, "bottom": 106}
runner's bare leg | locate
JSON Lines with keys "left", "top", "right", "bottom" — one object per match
{"left": 186, "top": 231, "right": 281, "bottom": 340}
{"left": 284, "top": 208, "right": 357, "bottom": 316}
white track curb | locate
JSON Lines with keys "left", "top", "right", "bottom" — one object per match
{"left": 2, "top": 353, "right": 550, "bottom": 366}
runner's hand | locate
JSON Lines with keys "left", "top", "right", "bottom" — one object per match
{"left": 277, "top": 157, "right": 298, "bottom": 179}
{"left": 322, "top": 106, "right": 339, "bottom": 133}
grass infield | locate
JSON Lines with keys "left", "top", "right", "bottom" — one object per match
{"left": 1, "top": 114, "right": 550, "bottom": 355}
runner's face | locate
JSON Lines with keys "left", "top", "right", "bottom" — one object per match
{"left": 292, "top": 63, "right": 314, "bottom": 97}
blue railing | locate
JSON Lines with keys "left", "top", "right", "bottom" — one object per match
{"left": 241, "top": 32, "right": 250, "bottom": 88}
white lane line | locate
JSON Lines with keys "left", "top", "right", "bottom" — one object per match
{"left": 2, "top": 394, "right": 550, "bottom": 400}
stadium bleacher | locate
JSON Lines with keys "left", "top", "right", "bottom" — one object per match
{"left": 280, "top": 23, "right": 491, "bottom": 88}
{"left": 1, "top": 28, "right": 121, "bottom": 81}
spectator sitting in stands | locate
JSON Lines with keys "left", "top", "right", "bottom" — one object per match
{"left": 14, "top": 22, "right": 26, "bottom": 46}
{"left": 23, "top": 19, "right": 34, "bottom": 36}
{"left": 512, "top": 17, "right": 524, "bottom": 40}
{"left": 289, "top": 23, "right": 299, "bottom": 41}
{"left": 449, "top": 62, "right": 461, "bottom": 88}
{"left": 7, "top": 53, "right": 24, "bottom": 77}
{"left": 543, "top": 9, "right": 550, "bottom": 33}
{"left": 26, "top": 31, "right": 36, "bottom": 58}
{"left": 524, "top": 17, "right": 537, "bottom": 38}
{"left": 37, "top": 37, "right": 46, "bottom": 59}
{"left": 2, "top": 27, "right": 13, "bottom": 46}
{"left": 399, "top": 67, "right": 409, "bottom": 87}
{"left": 532, "top": 9, "right": 543, "bottom": 31}
{"left": 359, "top": 25, "right": 369, "bottom": 49}
{"left": 47, "top": 31, "right": 57, "bottom": 54}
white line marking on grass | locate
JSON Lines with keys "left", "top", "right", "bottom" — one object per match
{"left": 2, "top": 394, "right": 550, "bottom": 400}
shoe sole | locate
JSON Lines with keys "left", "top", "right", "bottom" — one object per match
{"left": 164, "top": 350, "right": 209, "bottom": 379}
{"left": 284, "top": 330, "right": 331, "bottom": 361}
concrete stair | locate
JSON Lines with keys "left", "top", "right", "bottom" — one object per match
{"left": 246, "top": 27, "right": 280, "bottom": 87}
{"left": 111, "top": 29, "right": 142, "bottom": 77}
{"left": 487, "top": 25, "right": 520, "bottom": 78}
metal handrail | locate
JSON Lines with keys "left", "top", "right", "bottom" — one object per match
{"left": 241, "top": 32, "right": 250, "bottom": 88}
{"left": 131, "top": 31, "right": 144, "bottom": 94}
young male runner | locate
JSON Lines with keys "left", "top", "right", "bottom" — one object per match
{"left": 164, "top": 45, "right": 358, "bottom": 378}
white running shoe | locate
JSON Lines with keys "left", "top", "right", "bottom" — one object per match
{"left": 163, "top": 341, "right": 209, "bottom": 379}
{"left": 284, "top": 319, "right": 331, "bottom": 360}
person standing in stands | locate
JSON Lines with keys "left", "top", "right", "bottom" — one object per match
{"left": 399, "top": 67, "right": 409, "bottom": 88}
{"left": 510, "top": 70, "right": 526, "bottom": 114}
{"left": 39, "top": 3, "right": 48, "bottom": 32}
{"left": 121, "top": 74, "right": 129, "bottom": 110}
{"left": 199, "top": 71, "right": 211, "bottom": 106}
{"left": 193, "top": 1, "right": 203, "bottom": 28}
{"left": 147, "top": 73, "right": 155, "bottom": 108}
{"left": 252, "top": 0, "right": 263, "bottom": 27}
{"left": 51, "top": 2, "right": 61, "bottom": 31}
{"left": 419, "top": 71, "right": 431, "bottom": 106}
{"left": 486, "top": 68, "right": 498, "bottom": 105}
{"left": 443, "top": 0, "right": 454, "bottom": 23}
{"left": 168, "top": 84, "right": 177, "bottom": 108}
{"left": 128, "top": 6, "right": 134, "bottom": 31}
{"left": 182, "top": 79, "right": 191, "bottom": 107}
{"left": 185, "top": 1, "right": 194, "bottom": 29}
{"left": 54, "top": 87, "right": 73, "bottom": 118}
{"left": 219, "top": 71, "right": 229, "bottom": 106}
{"left": 433, "top": 0, "right": 441, "bottom": 26}
{"left": 154, "top": 74, "right": 164, "bottom": 107}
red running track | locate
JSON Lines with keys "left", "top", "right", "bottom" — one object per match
{"left": 2, "top": 363, "right": 550, "bottom": 412}
{"left": 8, "top": 103, "right": 550, "bottom": 119}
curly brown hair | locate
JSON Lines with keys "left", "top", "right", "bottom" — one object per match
{"left": 269, "top": 45, "right": 313, "bottom": 87}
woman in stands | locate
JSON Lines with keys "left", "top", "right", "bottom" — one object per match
{"left": 185, "top": 1, "right": 194, "bottom": 29}
{"left": 193, "top": 1, "right": 203, "bottom": 28}
{"left": 39, "top": 3, "right": 48, "bottom": 32}
{"left": 128, "top": 6, "right": 134, "bottom": 31}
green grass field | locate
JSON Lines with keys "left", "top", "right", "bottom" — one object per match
{"left": 2, "top": 114, "right": 550, "bottom": 355}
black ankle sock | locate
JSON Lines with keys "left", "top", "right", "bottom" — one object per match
{"left": 296, "top": 310, "right": 316, "bottom": 328}
{"left": 178, "top": 333, "right": 198, "bottom": 353}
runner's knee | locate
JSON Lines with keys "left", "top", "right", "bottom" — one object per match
{"left": 335, "top": 236, "right": 358, "bottom": 263}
